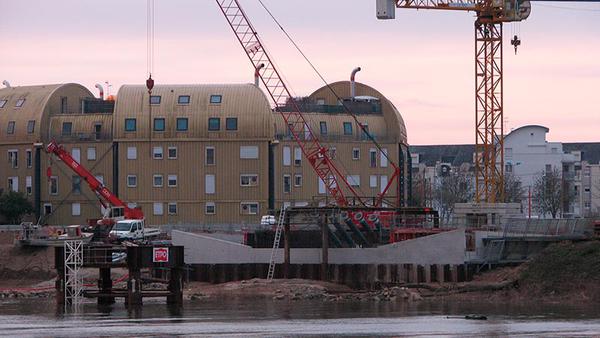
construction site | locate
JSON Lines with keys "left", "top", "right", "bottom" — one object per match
{"left": 0, "top": 0, "right": 599, "bottom": 317}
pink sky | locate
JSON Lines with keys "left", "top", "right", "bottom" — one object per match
{"left": 1, "top": 0, "right": 599, "bottom": 144}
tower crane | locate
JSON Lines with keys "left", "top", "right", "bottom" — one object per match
{"left": 376, "top": 0, "right": 599, "bottom": 203}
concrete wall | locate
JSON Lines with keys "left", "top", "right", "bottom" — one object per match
{"left": 172, "top": 228, "right": 466, "bottom": 265}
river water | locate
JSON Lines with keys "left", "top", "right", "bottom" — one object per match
{"left": 1, "top": 298, "right": 599, "bottom": 337}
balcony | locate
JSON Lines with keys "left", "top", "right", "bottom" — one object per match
{"left": 51, "top": 131, "right": 113, "bottom": 143}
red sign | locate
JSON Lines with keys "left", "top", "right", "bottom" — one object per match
{"left": 153, "top": 247, "right": 169, "bottom": 263}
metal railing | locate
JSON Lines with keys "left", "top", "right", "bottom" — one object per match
{"left": 52, "top": 131, "right": 112, "bottom": 142}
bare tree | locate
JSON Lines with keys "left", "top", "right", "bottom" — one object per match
{"left": 411, "top": 172, "right": 433, "bottom": 208}
{"left": 433, "top": 170, "right": 474, "bottom": 223}
{"left": 503, "top": 172, "right": 525, "bottom": 204}
{"left": 532, "top": 167, "right": 572, "bottom": 218}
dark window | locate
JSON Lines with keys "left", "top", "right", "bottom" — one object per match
{"left": 27, "top": 120, "right": 35, "bottom": 134}
{"left": 226, "top": 117, "right": 238, "bottom": 131}
{"left": 150, "top": 95, "right": 161, "bottom": 105}
{"left": 72, "top": 176, "right": 81, "bottom": 195}
{"left": 320, "top": 121, "right": 327, "bottom": 135}
{"left": 7, "top": 121, "right": 15, "bottom": 134}
{"left": 343, "top": 122, "right": 352, "bottom": 135}
{"left": 178, "top": 95, "right": 190, "bottom": 104}
{"left": 60, "top": 97, "right": 68, "bottom": 113}
{"left": 153, "top": 118, "right": 165, "bottom": 131}
{"left": 208, "top": 118, "right": 220, "bottom": 131}
{"left": 15, "top": 98, "right": 25, "bottom": 107}
{"left": 125, "top": 118, "right": 137, "bottom": 132}
{"left": 93, "top": 123, "right": 102, "bottom": 140}
{"left": 0, "top": 100, "right": 7, "bottom": 108}
{"left": 361, "top": 124, "right": 370, "bottom": 140}
{"left": 26, "top": 150, "right": 32, "bottom": 168}
{"left": 176, "top": 118, "right": 188, "bottom": 131}
{"left": 206, "top": 147, "right": 215, "bottom": 165}
{"left": 61, "top": 122, "right": 72, "bottom": 136}
{"left": 210, "top": 95, "right": 222, "bottom": 104}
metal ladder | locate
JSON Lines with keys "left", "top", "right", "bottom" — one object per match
{"left": 267, "top": 208, "right": 286, "bottom": 281}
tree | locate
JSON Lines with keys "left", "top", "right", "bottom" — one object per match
{"left": 411, "top": 172, "right": 433, "bottom": 208}
{"left": 503, "top": 172, "right": 525, "bottom": 204}
{"left": 532, "top": 167, "right": 573, "bottom": 219}
{"left": 433, "top": 170, "right": 474, "bottom": 223}
{"left": 0, "top": 191, "right": 34, "bottom": 224}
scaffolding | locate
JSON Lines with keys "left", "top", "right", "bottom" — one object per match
{"left": 64, "top": 240, "right": 84, "bottom": 307}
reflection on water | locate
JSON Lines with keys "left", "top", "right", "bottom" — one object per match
{"left": 0, "top": 298, "right": 599, "bottom": 337}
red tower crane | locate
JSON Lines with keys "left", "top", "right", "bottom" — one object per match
{"left": 46, "top": 140, "right": 144, "bottom": 223}
{"left": 215, "top": 0, "right": 403, "bottom": 208}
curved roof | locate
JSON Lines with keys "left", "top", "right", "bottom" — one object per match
{"left": 113, "top": 84, "right": 273, "bottom": 140}
{"left": 508, "top": 125, "right": 549, "bottom": 135}
{"left": 0, "top": 83, "right": 94, "bottom": 142}
{"left": 306, "top": 81, "right": 407, "bottom": 144}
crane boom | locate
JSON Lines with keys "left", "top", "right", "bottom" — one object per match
{"left": 216, "top": 0, "right": 368, "bottom": 207}
{"left": 46, "top": 140, "right": 144, "bottom": 220}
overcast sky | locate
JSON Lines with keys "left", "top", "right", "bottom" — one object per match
{"left": 1, "top": 0, "right": 599, "bottom": 144}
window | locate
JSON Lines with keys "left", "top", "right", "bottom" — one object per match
{"left": 153, "top": 118, "right": 165, "bottom": 131}
{"left": 343, "top": 122, "right": 353, "bottom": 135}
{"left": 584, "top": 187, "right": 591, "bottom": 193}
{"left": 585, "top": 202, "right": 591, "bottom": 209}
{"left": 380, "top": 148, "right": 388, "bottom": 168}
{"left": 127, "top": 175, "right": 137, "bottom": 187}
{"left": 72, "top": 203, "right": 81, "bottom": 216}
{"left": 15, "top": 98, "right": 25, "bottom": 107}
{"left": 352, "top": 148, "right": 360, "bottom": 160}
{"left": 95, "top": 175, "right": 104, "bottom": 184}
{"left": 27, "top": 120, "right": 35, "bottom": 134}
{"left": 125, "top": 118, "right": 137, "bottom": 132}
{"left": 7, "top": 121, "right": 15, "bottom": 134}
{"left": 72, "top": 176, "right": 81, "bottom": 194}
{"left": 226, "top": 118, "right": 238, "bottom": 131}
{"left": 178, "top": 95, "right": 190, "bottom": 105}
{"left": 153, "top": 174, "right": 163, "bottom": 187}
{"left": 283, "top": 175, "right": 291, "bottom": 193}
{"left": 44, "top": 203, "right": 53, "bottom": 215}
{"left": 294, "top": 174, "right": 302, "bottom": 187}
{"left": 240, "top": 146, "right": 259, "bottom": 159}
{"left": 168, "top": 146, "right": 177, "bottom": 159}
{"left": 153, "top": 202, "right": 164, "bottom": 215}
{"left": 210, "top": 95, "right": 222, "bottom": 104}
{"left": 329, "top": 147, "right": 337, "bottom": 159}
{"left": 168, "top": 203, "right": 178, "bottom": 215}
{"left": 87, "top": 147, "right": 96, "bottom": 161}
{"left": 294, "top": 147, "right": 302, "bottom": 166}
{"left": 370, "top": 175, "right": 378, "bottom": 188}
{"left": 347, "top": 175, "right": 360, "bottom": 187}
{"left": 205, "top": 174, "right": 215, "bottom": 194}
{"left": 208, "top": 118, "right": 220, "bottom": 131}
{"left": 168, "top": 174, "right": 178, "bottom": 187}
{"left": 380, "top": 175, "right": 388, "bottom": 194}
{"left": 150, "top": 95, "right": 161, "bottom": 105}
{"left": 361, "top": 123, "right": 370, "bottom": 140}
{"left": 7, "top": 177, "right": 18, "bottom": 192}
{"left": 205, "top": 147, "right": 215, "bottom": 165}
{"left": 153, "top": 146, "right": 163, "bottom": 159}
{"left": 370, "top": 149, "right": 377, "bottom": 168}
{"left": 61, "top": 97, "right": 68, "bottom": 113}
{"left": 176, "top": 118, "right": 188, "bottom": 131}
{"left": 94, "top": 123, "right": 102, "bottom": 140}
{"left": 283, "top": 146, "right": 291, "bottom": 166}
{"left": 49, "top": 176, "right": 58, "bottom": 195}
{"left": 205, "top": 202, "right": 216, "bottom": 215}
{"left": 62, "top": 122, "right": 72, "bottom": 136}
{"left": 71, "top": 148, "right": 81, "bottom": 163}
{"left": 8, "top": 150, "right": 18, "bottom": 168}
{"left": 240, "top": 202, "right": 259, "bottom": 215}
{"left": 505, "top": 163, "right": 513, "bottom": 173}
{"left": 127, "top": 147, "right": 137, "bottom": 160}
{"left": 320, "top": 121, "right": 327, "bottom": 135}
{"left": 240, "top": 174, "right": 258, "bottom": 187}
{"left": 26, "top": 176, "right": 32, "bottom": 195}
{"left": 0, "top": 99, "right": 6, "bottom": 108}
{"left": 318, "top": 178, "right": 326, "bottom": 194}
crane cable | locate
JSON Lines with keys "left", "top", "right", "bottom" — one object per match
{"left": 147, "top": 0, "right": 156, "bottom": 157}
{"left": 256, "top": 0, "right": 399, "bottom": 171}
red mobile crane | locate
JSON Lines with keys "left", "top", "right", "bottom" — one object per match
{"left": 46, "top": 140, "right": 144, "bottom": 226}
{"left": 216, "top": 0, "right": 403, "bottom": 209}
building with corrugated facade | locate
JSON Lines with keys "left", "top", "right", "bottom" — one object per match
{"left": 0, "top": 81, "right": 409, "bottom": 226}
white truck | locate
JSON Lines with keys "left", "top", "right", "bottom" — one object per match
{"left": 109, "top": 219, "right": 162, "bottom": 241}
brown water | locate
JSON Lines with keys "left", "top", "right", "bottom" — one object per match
{"left": 0, "top": 298, "right": 599, "bottom": 337}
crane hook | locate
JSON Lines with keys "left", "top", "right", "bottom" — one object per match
{"left": 510, "top": 35, "right": 521, "bottom": 55}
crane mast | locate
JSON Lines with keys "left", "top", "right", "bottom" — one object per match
{"left": 46, "top": 140, "right": 144, "bottom": 221}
